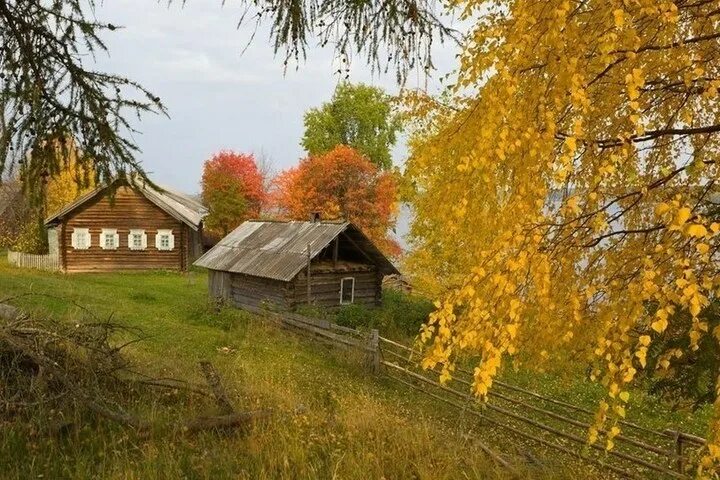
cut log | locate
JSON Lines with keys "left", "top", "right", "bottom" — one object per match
{"left": 199, "top": 361, "right": 235, "bottom": 414}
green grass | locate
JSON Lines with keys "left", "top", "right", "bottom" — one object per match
{"left": 0, "top": 255, "right": 593, "bottom": 480}
{"left": 308, "top": 286, "right": 712, "bottom": 438}
{"left": 497, "top": 365, "right": 713, "bottom": 437}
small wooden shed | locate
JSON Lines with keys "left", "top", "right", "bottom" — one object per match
{"left": 194, "top": 220, "right": 400, "bottom": 309}
{"left": 44, "top": 178, "right": 207, "bottom": 272}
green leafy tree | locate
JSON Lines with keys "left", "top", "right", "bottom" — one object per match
{"left": 302, "top": 83, "right": 402, "bottom": 170}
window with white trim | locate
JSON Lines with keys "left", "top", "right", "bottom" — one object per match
{"left": 340, "top": 277, "right": 355, "bottom": 305}
{"left": 128, "top": 229, "right": 147, "bottom": 251}
{"left": 155, "top": 229, "right": 175, "bottom": 251}
{"left": 71, "top": 228, "right": 90, "bottom": 250}
{"left": 101, "top": 229, "right": 119, "bottom": 250}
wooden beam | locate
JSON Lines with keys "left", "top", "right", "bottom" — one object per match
{"left": 306, "top": 243, "right": 312, "bottom": 304}
{"left": 332, "top": 237, "right": 339, "bottom": 268}
{"left": 341, "top": 232, "right": 375, "bottom": 264}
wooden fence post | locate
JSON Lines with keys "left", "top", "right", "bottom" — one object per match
{"left": 368, "top": 329, "right": 380, "bottom": 373}
{"left": 674, "top": 431, "right": 684, "bottom": 474}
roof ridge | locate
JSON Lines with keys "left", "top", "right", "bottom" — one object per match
{"left": 45, "top": 177, "right": 206, "bottom": 229}
{"left": 193, "top": 220, "right": 399, "bottom": 280}
{"left": 246, "top": 218, "right": 348, "bottom": 224}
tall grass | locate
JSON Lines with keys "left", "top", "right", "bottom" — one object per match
{"left": 0, "top": 257, "right": 596, "bottom": 479}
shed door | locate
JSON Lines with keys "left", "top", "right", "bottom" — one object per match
{"left": 340, "top": 277, "right": 355, "bottom": 304}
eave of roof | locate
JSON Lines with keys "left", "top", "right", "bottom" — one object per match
{"left": 44, "top": 178, "right": 207, "bottom": 230}
{"left": 193, "top": 220, "right": 400, "bottom": 281}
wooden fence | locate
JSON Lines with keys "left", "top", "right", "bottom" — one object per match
{"left": 238, "top": 304, "right": 380, "bottom": 371}
{"left": 379, "top": 336, "right": 705, "bottom": 479}
{"left": 243, "top": 305, "right": 705, "bottom": 479}
{"left": 7, "top": 250, "right": 60, "bottom": 271}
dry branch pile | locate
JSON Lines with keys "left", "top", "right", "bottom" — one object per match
{"left": 0, "top": 301, "right": 273, "bottom": 436}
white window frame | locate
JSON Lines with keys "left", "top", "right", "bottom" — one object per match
{"left": 128, "top": 229, "right": 148, "bottom": 251}
{"left": 101, "top": 228, "right": 119, "bottom": 250}
{"left": 155, "top": 229, "right": 175, "bottom": 251}
{"left": 340, "top": 277, "right": 355, "bottom": 305}
{"left": 71, "top": 228, "right": 91, "bottom": 250}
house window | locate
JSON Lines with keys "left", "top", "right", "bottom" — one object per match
{"left": 128, "top": 229, "right": 147, "bottom": 251}
{"left": 340, "top": 277, "right": 355, "bottom": 305}
{"left": 155, "top": 229, "right": 175, "bottom": 251}
{"left": 71, "top": 228, "right": 90, "bottom": 250}
{"left": 101, "top": 229, "right": 119, "bottom": 250}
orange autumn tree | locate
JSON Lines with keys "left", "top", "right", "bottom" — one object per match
{"left": 201, "top": 151, "right": 267, "bottom": 237}
{"left": 273, "top": 145, "right": 400, "bottom": 256}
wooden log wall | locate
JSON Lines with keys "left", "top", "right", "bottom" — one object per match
{"left": 62, "top": 186, "right": 186, "bottom": 272}
{"left": 292, "top": 268, "right": 380, "bottom": 308}
{"left": 230, "top": 273, "right": 291, "bottom": 309}
{"left": 208, "top": 270, "right": 231, "bottom": 300}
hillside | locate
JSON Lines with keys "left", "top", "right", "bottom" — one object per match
{"left": 0, "top": 256, "right": 596, "bottom": 480}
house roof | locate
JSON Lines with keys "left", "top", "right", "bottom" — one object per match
{"left": 44, "top": 178, "right": 208, "bottom": 230}
{"left": 193, "top": 220, "right": 400, "bottom": 281}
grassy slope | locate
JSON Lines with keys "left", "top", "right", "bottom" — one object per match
{"left": 0, "top": 256, "right": 589, "bottom": 480}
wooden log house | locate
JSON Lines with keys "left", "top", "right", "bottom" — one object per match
{"left": 194, "top": 219, "right": 400, "bottom": 310}
{"left": 44, "top": 178, "right": 207, "bottom": 272}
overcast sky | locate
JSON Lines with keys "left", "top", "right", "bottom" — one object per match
{"left": 93, "top": 1, "right": 461, "bottom": 195}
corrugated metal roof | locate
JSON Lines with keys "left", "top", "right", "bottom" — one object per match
{"left": 44, "top": 178, "right": 207, "bottom": 230}
{"left": 194, "top": 220, "right": 400, "bottom": 281}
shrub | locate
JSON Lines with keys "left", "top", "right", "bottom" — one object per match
{"left": 374, "top": 289, "right": 434, "bottom": 338}
{"left": 335, "top": 304, "right": 372, "bottom": 330}
{"left": 645, "top": 301, "right": 720, "bottom": 409}
{"left": 333, "top": 290, "right": 434, "bottom": 339}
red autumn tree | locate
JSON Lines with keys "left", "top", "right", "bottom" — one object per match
{"left": 272, "top": 145, "right": 400, "bottom": 256}
{"left": 201, "top": 151, "right": 267, "bottom": 237}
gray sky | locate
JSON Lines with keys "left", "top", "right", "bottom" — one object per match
{"left": 94, "top": 0, "right": 460, "bottom": 194}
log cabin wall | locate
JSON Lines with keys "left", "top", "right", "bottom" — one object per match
{"left": 187, "top": 227, "right": 204, "bottom": 262}
{"left": 229, "top": 272, "right": 292, "bottom": 309}
{"left": 291, "top": 266, "right": 381, "bottom": 308}
{"left": 62, "top": 186, "right": 186, "bottom": 272}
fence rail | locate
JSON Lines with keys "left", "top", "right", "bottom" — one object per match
{"left": 243, "top": 305, "right": 705, "bottom": 479}
{"left": 7, "top": 251, "right": 60, "bottom": 271}
{"left": 379, "top": 336, "right": 704, "bottom": 479}
{"left": 238, "top": 303, "right": 380, "bottom": 370}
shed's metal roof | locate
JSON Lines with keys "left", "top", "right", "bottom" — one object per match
{"left": 194, "top": 220, "right": 400, "bottom": 281}
{"left": 44, "top": 178, "right": 207, "bottom": 230}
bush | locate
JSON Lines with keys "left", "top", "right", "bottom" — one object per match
{"left": 645, "top": 301, "right": 720, "bottom": 409}
{"left": 374, "top": 289, "right": 435, "bottom": 338}
{"left": 333, "top": 290, "right": 435, "bottom": 339}
{"left": 335, "top": 304, "right": 372, "bottom": 330}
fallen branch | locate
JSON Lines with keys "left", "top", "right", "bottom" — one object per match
{"left": 199, "top": 360, "right": 236, "bottom": 414}
{"left": 0, "top": 299, "right": 308, "bottom": 438}
{"left": 181, "top": 409, "right": 274, "bottom": 434}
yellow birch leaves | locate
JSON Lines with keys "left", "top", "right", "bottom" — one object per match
{"left": 405, "top": 0, "right": 720, "bottom": 473}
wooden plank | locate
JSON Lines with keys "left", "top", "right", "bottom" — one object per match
{"left": 381, "top": 361, "right": 687, "bottom": 479}
{"left": 62, "top": 186, "right": 185, "bottom": 272}
{"left": 383, "top": 349, "right": 675, "bottom": 459}
{"left": 379, "top": 336, "right": 679, "bottom": 442}
{"left": 236, "top": 304, "right": 374, "bottom": 351}
{"left": 385, "top": 372, "right": 642, "bottom": 480}
{"left": 7, "top": 251, "right": 60, "bottom": 271}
